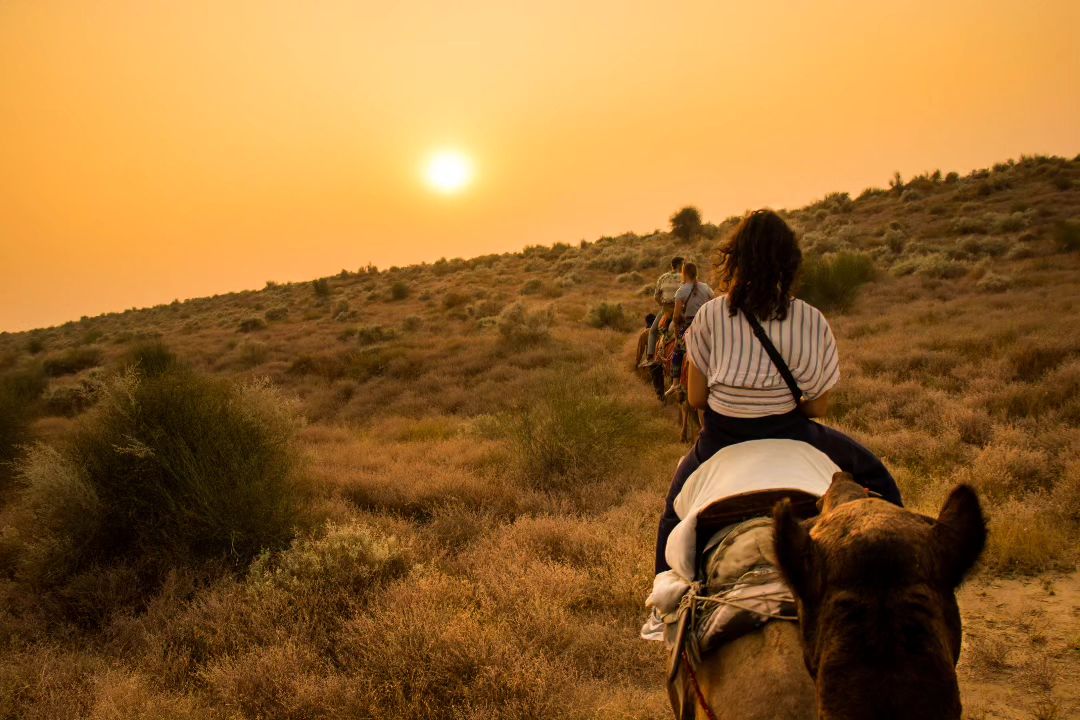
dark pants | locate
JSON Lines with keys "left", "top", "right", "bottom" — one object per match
{"left": 654, "top": 408, "right": 902, "bottom": 574}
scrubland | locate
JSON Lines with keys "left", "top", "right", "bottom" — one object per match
{"left": 1, "top": 154, "right": 1079, "bottom": 718}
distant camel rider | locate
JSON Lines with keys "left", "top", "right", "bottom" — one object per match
{"left": 664, "top": 262, "right": 714, "bottom": 398}
{"left": 641, "top": 256, "right": 684, "bottom": 366}
{"left": 635, "top": 312, "right": 657, "bottom": 368}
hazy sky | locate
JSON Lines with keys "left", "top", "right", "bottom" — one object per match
{"left": 1, "top": 1, "right": 1077, "bottom": 331}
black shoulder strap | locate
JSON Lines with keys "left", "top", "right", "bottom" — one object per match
{"left": 742, "top": 310, "right": 806, "bottom": 405}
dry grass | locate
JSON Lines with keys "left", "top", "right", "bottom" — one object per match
{"left": 0, "top": 155, "right": 1077, "bottom": 717}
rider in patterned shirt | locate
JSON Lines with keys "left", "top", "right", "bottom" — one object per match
{"left": 642, "top": 256, "right": 684, "bottom": 366}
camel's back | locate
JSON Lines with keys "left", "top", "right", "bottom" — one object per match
{"left": 694, "top": 621, "right": 815, "bottom": 720}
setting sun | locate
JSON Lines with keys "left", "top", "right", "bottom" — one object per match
{"left": 425, "top": 151, "right": 473, "bottom": 194}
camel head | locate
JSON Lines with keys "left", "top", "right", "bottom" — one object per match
{"left": 772, "top": 473, "right": 986, "bottom": 720}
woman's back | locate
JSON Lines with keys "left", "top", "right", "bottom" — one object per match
{"left": 686, "top": 295, "right": 838, "bottom": 419}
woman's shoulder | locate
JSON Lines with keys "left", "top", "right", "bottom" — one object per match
{"left": 790, "top": 297, "right": 826, "bottom": 321}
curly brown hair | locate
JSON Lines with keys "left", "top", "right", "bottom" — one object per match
{"left": 715, "top": 209, "right": 801, "bottom": 321}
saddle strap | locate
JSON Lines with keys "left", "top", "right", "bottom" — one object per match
{"left": 681, "top": 650, "right": 720, "bottom": 720}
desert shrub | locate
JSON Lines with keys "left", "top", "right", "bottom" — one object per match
{"left": 981, "top": 495, "right": 1075, "bottom": 574}
{"left": 41, "top": 382, "right": 94, "bottom": 417}
{"left": 248, "top": 522, "right": 411, "bottom": 601}
{"left": 797, "top": 252, "right": 875, "bottom": 311}
{"left": 42, "top": 346, "right": 102, "bottom": 377}
{"left": 331, "top": 299, "right": 351, "bottom": 320}
{"left": 950, "top": 217, "right": 988, "bottom": 235}
{"left": 311, "top": 278, "right": 331, "bottom": 299}
{"left": 1054, "top": 220, "right": 1080, "bottom": 252}
{"left": 616, "top": 271, "right": 644, "bottom": 284}
{"left": 237, "top": 317, "right": 267, "bottom": 333}
{"left": 389, "top": 281, "right": 409, "bottom": 300}
{"left": 0, "top": 364, "right": 47, "bottom": 465}
{"left": 496, "top": 302, "right": 553, "bottom": 350}
{"left": 236, "top": 340, "right": 270, "bottom": 368}
{"left": 442, "top": 291, "right": 469, "bottom": 309}
{"left": 520, "top": 278, "right": 544, "bottom": 295}
{"left": 957, "top": 236, "right": 1008, "bottom": 258}
{"left": 893, "top": 254, "right": 967, "bottom": 279}
{"left": 121, "top": 340, "right": 178, "bottom": 377}
{"left": 7, "top": 369, "right": 306, "bottom": 608}
{"left": 884, "top": 229, "right": 905, "bottom": 254}
{"left": 1005, "top": 244, "right": 1035, "bottom": 260}
{"left": 403, "top": 315, "right": 422, "bottom": 331}
{"left": 264, "top": 306, "right": 288, "bottom": 323}
{"left": 857, "top": 186, "right": 887, "bottom": 200}
{"left": 26, "top": 335, "right": 46, "bottom": 355}
{"left": 509, "top": 380, "right": 648, "bottom": 492}
{"left": 588, "top": 251, "right": 637, "bottom": 274}
{"left": 1006, "top": 344, "right": 1072, "bottom": 382}
{"left": 467, "top": 299, "right": 502, "bottom": 319}
{"left": 355, "top": 325, "right": 395, "bottom": 345}
{"left": 976, "top": 273, "right": 1010, "bottom": 293}
{"left": 585, "top": 302, "right": 631, "bottom": 331}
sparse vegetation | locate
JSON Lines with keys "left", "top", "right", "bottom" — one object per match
{"left": 41, "top": 346, "right": 102, "bottom": 377}
{"left": 0, "top": 155, "right": 1077, "bottom": 717}
{"left": 797, "top": 252, "right": 875, "bottom": 311}
{"left": 496, "top": 302, "right": 553, "bottom": 349}
{"left": 1055, "top": 220, "right": 1080, "bottom": 252}
{"left": 312, "top": 278, "right": 331, "bottom": 299}
{"left": 238, "top": 317, "right": 267, "bottom": 333}
{"left": 585, "top": 301, "right": 631, "bottom": 330}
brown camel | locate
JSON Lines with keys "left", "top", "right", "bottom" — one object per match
{"left": 773, "top": 473, "right": 987, "bottom": 720}
{"left": 635, "top": 332, "right": 704, "bottom": 444}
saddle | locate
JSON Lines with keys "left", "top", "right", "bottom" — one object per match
{"left": 665, "top": 491, "right": 819, "bottom": 720}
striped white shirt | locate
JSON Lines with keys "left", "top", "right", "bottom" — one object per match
{"left": 685, "top": 296, "right": 839, "bottom": 418}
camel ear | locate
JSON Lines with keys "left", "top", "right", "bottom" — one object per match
{"left": 933, "top": 484, "right": 987, "bottom": 587}
{"left": 819, "top": 472, "right": 865, "bottom": 513}
{"left": 773, "top": 499, "right": 817, "bottom": 601}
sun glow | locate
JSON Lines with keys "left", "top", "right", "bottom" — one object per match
{"left": 425, "top": 150, "right": 473, "bottom": 194}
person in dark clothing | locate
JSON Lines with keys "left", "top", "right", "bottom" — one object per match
{"left": 653, "top": 210, "right": 902, "bottom": 575}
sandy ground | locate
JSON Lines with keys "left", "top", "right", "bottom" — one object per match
{"left": 959, "top": 571, "right": 1080, "bottom": 719}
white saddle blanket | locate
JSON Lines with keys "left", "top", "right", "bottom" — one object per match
{"left": 644, "top": 439, "right": 838, "bottom": 629}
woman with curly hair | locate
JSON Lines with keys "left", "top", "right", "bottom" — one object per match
{"left": 652, "top": 209, "right": 902, "bottom": 574}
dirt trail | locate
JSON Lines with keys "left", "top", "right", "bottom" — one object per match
{"left": 958, "top": 571, "right": 1080, "bottom": 719}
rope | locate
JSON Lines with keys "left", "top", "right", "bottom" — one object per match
{"left": 681, "top": 649, "right": 720, "bottom": 720}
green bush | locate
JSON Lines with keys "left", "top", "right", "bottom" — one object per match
{"left": 312, "top": 278, "right": 331, "bottom": 299}
{"left": 443, "top": 291, "right": 469, "bottom": 309}
{"left": 585, "top": 302, "right": 631, "bottom": 331}
{"left": 121, "top": 339, "right": 177, "bottom": 377}
{"left": 42, "top": 346, "right": 102, "bottom": 377}
{"left": 798, "top": 252, "right": 875, "bottom": 312}
{"left": 1054, "top": 221, "right": 1080, "bottom": 252}
{"left": 509, "top": 380, "right": 648, "bottom": 492}
{"left": 496, "top": 303, "right": 552, "bottom": 350}
{"left": 8, "top": 368, "right": 306, "bottom": 604}
{"left": 390, "top": 281, "right": 410, "bottom": 300}
{"left": 238, "top": 317, "right": 267, "bottom": 333}
{"left": 0, "top": 364, "right": 46, "bottom": 465}
{"left": 356, "top": 325, "right": 396, "bottom": 345}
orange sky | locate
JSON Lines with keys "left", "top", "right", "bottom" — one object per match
{"left": 1, "top": 1, "right": 1077, "bottom": 331}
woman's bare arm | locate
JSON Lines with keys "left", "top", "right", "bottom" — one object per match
{"left": 799, "top": 390, "right": 831, "bottom": 418}
{"left": 687, "top": 359, "right": 709, "bottom": 410}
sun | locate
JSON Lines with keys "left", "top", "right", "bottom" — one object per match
{"left": 424, "top": 150, "right": 473, "bottom": 194}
